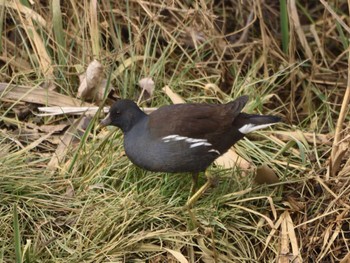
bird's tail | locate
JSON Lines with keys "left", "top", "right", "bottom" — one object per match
{"left": 236, "top": 113, "right": 281, "bottom": 134}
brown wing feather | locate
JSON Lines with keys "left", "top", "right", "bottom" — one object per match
{"left": 148, "top": 96, "right": 248, "bottom": 140}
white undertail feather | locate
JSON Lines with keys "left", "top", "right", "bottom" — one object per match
{"left": 238, "top": 123, "right": 276, "bottom": 134}
{"left": 208, "top": 149, "right": 220, "bottom": 155}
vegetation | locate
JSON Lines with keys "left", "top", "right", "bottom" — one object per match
{"left": 1, "top": 0, "right": 349, "bottom": 262}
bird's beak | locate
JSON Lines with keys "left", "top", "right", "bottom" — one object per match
{"left": 99, "top": 113, "right": 111, "bottom": 128}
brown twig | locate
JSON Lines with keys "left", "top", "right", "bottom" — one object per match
{"left": 328, "top": 45, "right": 350, "bottom": 177}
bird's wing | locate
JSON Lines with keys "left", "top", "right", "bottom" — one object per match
{"left": 148, "top": 96, "right": 248, "bottom": 140}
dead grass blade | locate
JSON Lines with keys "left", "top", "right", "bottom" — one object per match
{"left": 37, "top": 106, "right": 107, "bottom": 116}
{"left": 274, "top": 131, "right": 332, "bottom": 146}
{"left": 112, "top": 56, "right": 147, "bottom": 79}
{"left": 5, "top": 1, "right": 46, "bottom": 26}
{"left": 52, "top": 0, "right": 66, "bottom": 66}
{"left": 318, "top": 209, "right": 349, "bottom": 261}
{"left": 285, "top": 211, "right": 302, "bottom": 263}
{"left": 47, "top": 115, "right": 85, "bottom": 172}
{"left": 15, "top": 8, "right": 55, "bottom": 84}
{"left": 340, "top": 252, "right": 350, "bottom": 263}
{"left": 320, "top": 0, "right": 350, "bottom": 34}
{"left": 329, "top": 50, "right": 350, "bottom": 177}
{"left": 163, "top": 248, "right": 188, "bottom": 263}
{"left": 0, "top": 83, "right": 93, "bottom": 107}
{"left": 90, "top": 0, "right": 100, "bottom": 57}
{"left": 288, "top": 0, "right": 313, "bottom": 61}
{"left": 226, "top": 204, "right": 275, "bottom": 229}
{"left": 8, "top": 131, "right": 54, "bottom": 158}
{"left": 162, "top": 85, "right": 185, "bottom": 104}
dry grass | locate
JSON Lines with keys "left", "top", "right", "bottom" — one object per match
{"left": 1, "top": 0, "right": 350, "bottom": 262}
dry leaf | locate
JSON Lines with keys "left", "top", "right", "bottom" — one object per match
{"left": 86, "top": 60, "right": 103, "bottom": 88}
{"left": 137, "top": 77, "right": 155, "bottom": 103}
{"left": 280, "top": 213, "right": 289, "bottom": 263}
{"left": 139, "top": 77, "right": 155, "bottom": 96}
{"left": 340, "top": 252, "right": 350, "bottom": 263}
{"left": 215, "top": 148, "right": 251, "bottom": 170}
{"left": 77, "top": 60, "right": 106, "bottom": 102}
{"left": 285, "top": 212, "right": 302, "bottom": 263}
{"left": 203, "top": 83, "right": 227, "bottom": 98}
{"left": 276, "top": 211, "right": 303, "bottom": 263}
{"left": 162, "top": 85, "right": 185, "bottom": 104}
{"left": 330, "top": 141, "right": 348, "bottom": 177}
{"left": 338, "top": 150, "right": 350, "bottom": 177}
{"left": 65, "top": 182, "right": 75, "bottom": 198}
{"left": 38, "top": 124, "right": 68, "bottom": 133}
{"left": 138, "top": 243, "right": 188, "bottom": 263}
{"left": 255, "top": 164, "right": 279, "bottom": 185}
{"left": 163, "top": 248, "right": 188, "bottom": 263}
{"left": 286, "top": 196, "right": 305, "bottom": 212}
{"left": 183, "top": 27, "right": 206, "bottom": 49}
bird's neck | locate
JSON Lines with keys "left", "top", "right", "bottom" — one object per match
{"left": 123, "top": 110, "right": 147, "bottom": 133}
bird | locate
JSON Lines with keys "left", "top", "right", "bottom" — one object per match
{"left": 100, "top": 96, "right": 281, "bottom": 208}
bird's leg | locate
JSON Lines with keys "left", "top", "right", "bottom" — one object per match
{"left": 185, "top": 170, "right": 214, "bottom": 209}
{"left": 189, "top": 172, "right": 199, "bottom": 196}
{"left": 185, "top": 206, "right": 200, "bottom": 229}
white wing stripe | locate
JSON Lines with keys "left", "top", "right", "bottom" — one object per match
{"left": 162, "top": 134, "right": 212, "bottom": 148}
{"left": 189, "top": 142, "right": 212, "bottom": 148}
